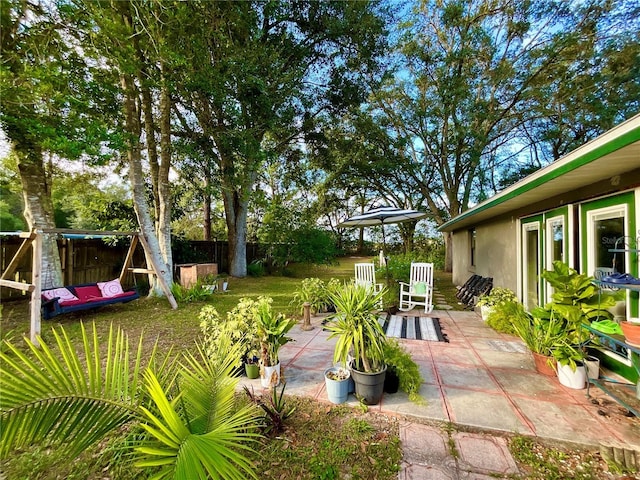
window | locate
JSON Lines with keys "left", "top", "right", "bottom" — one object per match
{"left": 469, "top": 228, "right": 476, "bottom": 267}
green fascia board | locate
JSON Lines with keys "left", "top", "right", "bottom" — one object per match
{"left": 439, "top": 124, "right": 640, "bottom": 232}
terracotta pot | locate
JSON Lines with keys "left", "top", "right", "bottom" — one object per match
{"left": 620, "top": 321, "right": 640, "bottom": 347}
{"left": 532, "top": 352, "right": 556, "bottom": 376}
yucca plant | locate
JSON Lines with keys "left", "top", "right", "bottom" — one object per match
{"left": 0, "top": 323, "right": 262, "bottom": 480}
{"left": 325, "top": 283, "right": 387, "bottom": 373}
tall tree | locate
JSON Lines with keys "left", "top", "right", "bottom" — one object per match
{"left": 367, "top": 0, "right": 639, "bottom": 271}
{"left": 1, "top": 1, "right": 111, "bottom": 287}
{"left": 172, "top": 0, "right": 387, "bottom": 277}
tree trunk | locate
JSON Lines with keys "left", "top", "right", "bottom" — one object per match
{"left": 444, "top": 231, "right": 453, "bottom": 273}
{"left": 222, "top": 187, "right": 248, "bottom": 277}
{"left": 121, "top": 72, "right": 172, "bottom": 294}
{"left": 157, "top": 76, "right": 173, "bottom": 283}
{"left": 203, "top": 166, "right": 212, "bottom": 241}
{"left": 13, "top": 139, "right": 63, "bottom": 289}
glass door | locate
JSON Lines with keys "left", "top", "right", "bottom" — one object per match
{"left": 522, "top": 220, "right": 542, "bottom": 309}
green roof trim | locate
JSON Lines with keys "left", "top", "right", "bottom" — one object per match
{"left": 439, "top": 123, "right": 640, "bottom": 232}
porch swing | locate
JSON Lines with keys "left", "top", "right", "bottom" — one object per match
{"left": 0, "top": 228, "right": 177, "bottom": 345}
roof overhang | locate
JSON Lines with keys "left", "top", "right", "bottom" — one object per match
{"left": 439, "top": 114, "right": 640, "bottom": 232}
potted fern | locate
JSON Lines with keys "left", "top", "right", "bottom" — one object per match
{"left": 324, "top": 283, "right": 388, "bottom": 405}
{"left": 476, "top": 287, "right": 517, "bottom": 322}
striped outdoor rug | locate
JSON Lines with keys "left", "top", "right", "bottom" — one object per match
{"left": 379, "top": 313, "right": 447, "bottom": 342}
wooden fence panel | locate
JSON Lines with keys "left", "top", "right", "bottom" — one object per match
{"left": 1, "top": 237, "right": 263, "bottom": 301}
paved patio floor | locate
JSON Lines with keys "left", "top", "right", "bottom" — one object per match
{"left": 238, "top": 309, "right": 640, "bottom": 478}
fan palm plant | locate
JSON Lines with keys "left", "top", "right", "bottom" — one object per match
{"left": 0, "top": 323, "right": 261, "bottom": 480}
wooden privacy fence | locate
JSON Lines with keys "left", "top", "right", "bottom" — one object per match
{"left": 1, "top": 236, "right": 262, "bottom": 301}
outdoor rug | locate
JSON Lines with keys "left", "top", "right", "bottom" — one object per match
{"left": 379, "top": 313, "right": 448, "bottom": 342}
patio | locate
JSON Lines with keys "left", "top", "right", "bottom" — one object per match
{"left": 239, "top": 308, "right": 640, "bottom": 451}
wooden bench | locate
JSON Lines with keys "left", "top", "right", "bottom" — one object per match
{"left": 41, "top": 282, "right": 139, "bottom": 320}
{"left": 456, "top": 274, "right": 493, "bottom": 309}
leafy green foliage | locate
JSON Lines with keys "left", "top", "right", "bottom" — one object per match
{"left": 199, "top": 301, "right": 260, "bottom": 368}
{"left": 542, "top": 261, "right": 620, "bottom": 325}
{"left": 170, "top": 281, "right": 214, "bottom": 304}
{"left": 510, "top": 307, "right": 565, "bottom": 357}
{"left": 476, "top": 287, "right": 518, "bottom": 307}
{"left": 254, "top": 296, "right": 297, "bottom": 366}
{"left": 485, "top": 300, "right": 523, "bottom": 335}
{"left": 383, "top": 339, "right": 425, "bottom": 403}
{"left": 290, "top": 277, "right": 340, "bottom": 315}
{"left": 0, "top": 323, "right": 263, "bottom": 480}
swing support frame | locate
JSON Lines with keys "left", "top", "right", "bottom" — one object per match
{"left": 0, "top": 228, "right": 178, "bottom": 345}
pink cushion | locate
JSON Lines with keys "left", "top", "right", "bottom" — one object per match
{"left": 97, "top": 279, "right": 125, "bottom": 298}
{"left": 42, "top": 287, "right": 79, "bottom": 305}
{"left": 75, "top": 285, "right": 103, "bottom": 302}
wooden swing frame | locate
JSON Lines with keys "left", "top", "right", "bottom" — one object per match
{"left": 0, "top": 228, "right": 177, "bottom": 345}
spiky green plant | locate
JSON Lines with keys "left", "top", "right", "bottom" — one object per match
{"left": 0, "top": 323, "right": 262, "bottom": 480}
{"left": 325, "top": 283, "right": 387, "bottom": 373}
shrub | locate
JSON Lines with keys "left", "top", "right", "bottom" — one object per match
{"left": 247, "top": 259, "right": 266, "bottom": 277}
{"left": 290, "top": 277, "right": 339, "bottom": 315}
{"left": 476, "top": 287, "right": 517, "bottom": 307}
{"left": 486, "top": 300, "right": 524, "bottom": 335}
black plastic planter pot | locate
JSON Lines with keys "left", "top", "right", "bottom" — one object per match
{"left": 384, "top": 368, "right": 399, "bottom": 394}
{"left": 350, "top": 366, "right": 387, "bottom": 405}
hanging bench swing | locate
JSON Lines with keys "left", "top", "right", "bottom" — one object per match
{"left": 0, "top": 228, "right": 177, "bottom": 345}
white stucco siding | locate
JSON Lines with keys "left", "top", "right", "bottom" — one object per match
{"left": 451, "top": 217, "right": 518, "bottom": 292}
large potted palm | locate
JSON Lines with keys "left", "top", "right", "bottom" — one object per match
{"left": 325, "top": 283, "right": 388, "bottom": 405}
{"left": 255, "top": 296, "right": 297, "bottom": 388}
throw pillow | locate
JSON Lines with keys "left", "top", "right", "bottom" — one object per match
{"left": 97, "top": 279, "right": 125, "bottom": 298}
{"left": 42, "top": 287, "right": 79, "bottom": 303}
{"left": 412, "top": 282, "right": 427, "bottom": 295}
{"left": 75, "top": 285, "right": 102, "bottom": 302}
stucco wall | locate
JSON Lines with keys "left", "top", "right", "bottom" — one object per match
{"left": 452, "top": 217, "right": 518, "bottom": 292}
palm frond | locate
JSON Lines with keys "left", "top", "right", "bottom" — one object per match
{"left": 0, "top": 322, "right": 151, "bottom": 458}
{"left": 134, "top": 339, "right": 261, "bottom": 480}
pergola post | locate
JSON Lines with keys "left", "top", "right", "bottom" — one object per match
{"left": 30, "top": 231, "right": 42, "bottom": 345}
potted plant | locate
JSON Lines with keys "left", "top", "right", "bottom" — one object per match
{"left": 255, "top": 296, "right": 297, "bottom": 388}
{"left": 511, "top": 306, "right": 565, "bottom": 376}
{"left": 199, "top": 302, "right": 259, "bottom": 375}
{"left": 244, "top": 347, "right": 260, "bottom": 379}
{"left": 476, "top": 287, "right": 517, "bottom": 322}
{"left": 325, "top": 283, "right": 388, "bottom": 405}
{"left": 383, "top": 339, "right": 425, "bottom": 403}
{"left": 324, "top": 365, "right": 351, "bottom": 404}
{"left": 553, "top": 341, "right": 587, "bottom": 389}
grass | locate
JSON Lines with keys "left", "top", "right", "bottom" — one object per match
{"left": 0, "top": 256, "right": 407, "bottom": 480}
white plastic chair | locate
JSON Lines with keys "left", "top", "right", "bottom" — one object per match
{"left": 354, "top": 263, "right": 384, "bottom": 303}
{"left": 399, "top": 262, "right": 434, "bottom": 313}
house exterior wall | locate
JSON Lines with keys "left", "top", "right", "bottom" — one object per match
{"left": 452, "top": 217, "right": 518, "bottom": 291}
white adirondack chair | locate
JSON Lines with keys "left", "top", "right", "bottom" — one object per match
{"left": 354, "top": 263, "right": 384, "bottom": 302}
{"left": 399, "top": 262, "right": 434, "bottom": 313}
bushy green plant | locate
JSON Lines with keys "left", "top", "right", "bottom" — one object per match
{"left": 199, "top": 300, "right": 260, "bottom": 368}
{"left": 290, "top": 277, "right": 340, "bottom": 314}
{"left": 171, "top": 280, "right": 213, "bottom": 303}
{"left": 325, "top": 283, "right": 387, "bottom": 373}
{"left": 476, "top": 287, "right": 517, "bottom": 307}
{"left": 486, "top": 300, "right": 525, "bottom": 335}
{"left": 383, "top": 339, "right": 424, "bottom": 404}
{"left": 247, "top": 260, "right": 266, "bottom": 277}
{"left": 290, "top": 277, "right": 325, "bottom": 314}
